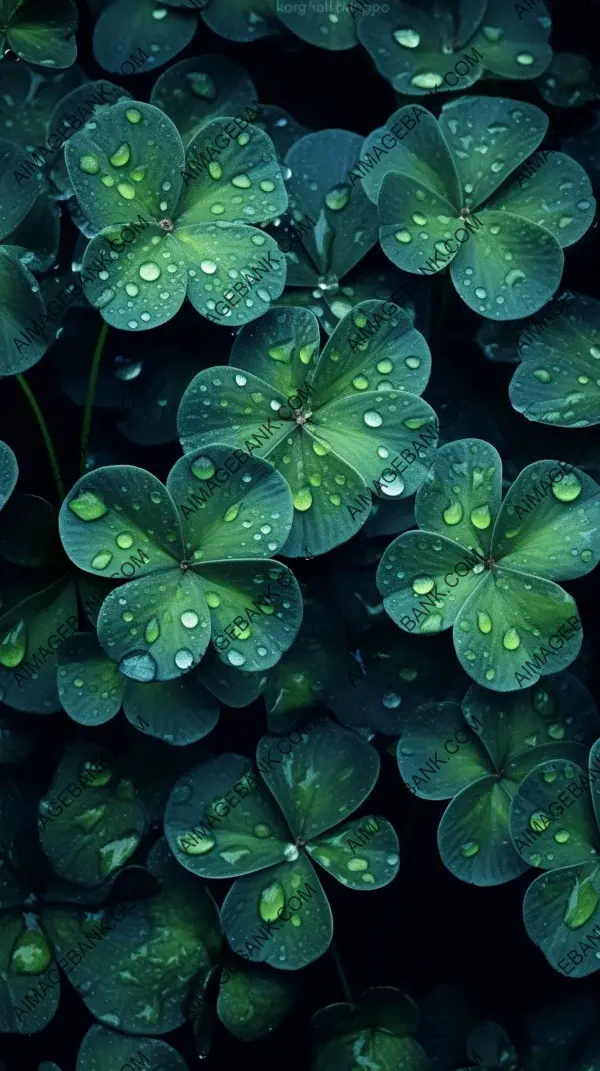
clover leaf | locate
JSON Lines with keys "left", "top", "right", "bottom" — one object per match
{"left": 150, "top": 55, "right": 257, "bottom": 145}
{"left": 164, "top": 718, "right": 399, "bottom": 971}
{"left": 272, "top": 128, "right": 422, "bottom": 334}
{"left": 377, "top": 438, "right": 600, "bottom": 690}
{"left": 58, "top": 451, "right": 302, "bottom": 680}
{"left": 200, "top": 0, "right": 357, "bottom": 50}
{"left": 0, "top": 441, "right": 17, "bottom": 511}
{"left": 509, "top": 740, "right": 600, "bottom": 978}
{"left": 369, "top": 98, "right": 595, "bottom": 320}
{"left": 65, "top": 100, "right": 288, "bottom": 330}
{"left": 178, "top": 301, "right": 437, "bottom": 556}
{"left": 0, "top": 0, "right": 78, "bottom": 69}
{"left": 311, "top": 987, "right": 430, "bottom": 1071}
{"left": 76, "top": 1025, "right": 188, "bottom": 1071}
{"left": 509, "top": 293, "right": 600, "bottom": 427}
{"left": 357, "top": 0, "right": 552, "bottom": 96}
{"left": 92, "top": 0, "right": 197, "bottom": 75}
{"left": 397, "top": 672, "right": 598, "bottom": 885}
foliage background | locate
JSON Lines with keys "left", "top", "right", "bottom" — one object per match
{"left": 2, "top": 0, "right": 600, "bottom": 1066}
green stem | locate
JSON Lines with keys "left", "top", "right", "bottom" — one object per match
{"left": 16, "top": 374, "right": 65, "bottom": 502}
{"left": 80, "top": 321, "right": 109, "bottom": 474}
{"left": 331, "top": 943, "right": 354, "bottom": 1005}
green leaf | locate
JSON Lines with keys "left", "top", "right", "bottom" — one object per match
{"left": 44, "top": 839, "right": 222, "bottom": 1032}
{"left": 0, "top": 248, "right": 51, "bottom": 376}
{"left": 488, "top": 151, "right": 595, "bottom": 249}
{"left": 283, "top": 130, "right": 379, "bottom": 279}
{"left": 7, "top": 0, "right": 78, "bottom": 69}
{"left": 197, "top": 650, "right": 267, "bottom": 708}
{"left": 166, "top": 445, "right": 294, "bottom": 560}
{"left": 80, "top": 224, "right": 188, "bottom": 332}
{"left": 48, "top": 80, "right": 130, "bottom": 197}
{"left": 0, "top": 910, "right": 60, "bottom": 1034}
{"left": 220, "top": 854, "right": 333, "bottom": 970}
{"left": 123, "top": 673, "right": 219, "bottom": 746}
{"left": 415, "top": 438, "right": 502, "bottom": 556}
{"left": 438, "top": 97, "right": 549, "bottom": 210}
{"left": 454, "top": 568, "right": 582, "bottom": 691}
{"left": 97, "top": 566, "right": 211, "bottom": 683}
{"left": 217, "top": 961, "right": 296, "bottom": 1041}
{"left": 59, "top": 464, "right": 183, "bottom": 578}
{"left": 521, "top": 861, "right": 600, "bottom": 978}
{"left": 257, "top": 718, "right": 379, "bottom": 842}
{"left": 0, "top": 577, "right": 77, "bottom": 713}
{"left": 312, "top": 300, "right": 431, "bottom": 402}
{"left": 76, "top": 1024, "right": 188, "bottom": 1071}
{"left": 377, "top": 530, "right": 483, "bottom": 635}
{"left": 92, "top": 0, "right": 196, "bottom": 75}
{"left": 450, "top": 208, "right": 564, "bottom": 321}
{"left": 509, "top": 294, "right": 600, "bottom": 428}
{"left": 492, "top": 459, "right": 600, "bottom": 581}
{"left": 359, "top": 105, "right": 461, "bottom": 206}
{"left": 509, "top": 756, "right": 598, "bottom": 870}
{"left": 57, "top": 632, "right": 125, "bottom": 725}
{"left": 150, "top": 55, "right": 257, "bottom": 144}
{"left": 312, "top": 986, "right": 431, "bottom": 1070}
{"left": 277, "top": 1, "right": 356, "bottom": 50}
{"left": 307, "top": 815, "right": 399, "bottom": 890}
{"left": 397, "top": 701, "right": 491, "bottom": 800}
{"left": 438, "top": 774, "right": 530, "bottom": 886}
{"left": 176, "top": 119, "right": 287, "bottom": 225}
{"left": 201, "top": 0, "right": 274, "bottom": 45}
{"left": 0, "top": 137, "right": 44, "bottom": 239}
{"left": 0, "top": 441, "right": 17, "bottom": 510}
{"left": 65, "top": 100, "right": 184, "bottom": 231}
{"left": 5, "top": 182, "right": 61, "bottom": 274}
{"left": 379, "top": 172, "right": 462, "bottom": 275}
{"left": 39, "top": 743, "right": 147, "bottom": 886}
{"left": 471, "top": 0, "right": 553, "bottom": 82}
{"left": 164, "top": 752, "right": 291, "bottom": 878}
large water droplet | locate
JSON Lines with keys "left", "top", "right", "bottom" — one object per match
{"left": 564, "top": 878, "right": 600, "bottom": 929}
{"left": 470, "top": 504, "right": 491, "bottom": 529}
{"left": 259, "top": 881, "right": 286, "bottom": 922}
{"left": 192, "top": 456, "right": 216, "bottom": 480}
{"left": 412, "top": 576, "right": 434, "bottom": 595}
{"left": 364, "top": 410, "right": 382, "bottom": 428}
{"left": 139, "top": 261, "right": 161, "bottom": 282}
{"left": 443, "top": 501, "right": 463, "bottom": 525}
{"left": 502, "top": 627, "right": 520, "bottom": 650}
{"left": 0, "top": 619, "right": 26, "bottom": 668}
{"left": 175, "top": 648, "right": 194, "bottom": 670}
{"left": 69, "top": 491, "right": 107, "bottom": 521}
{"left": 393, "top": 27, "right": 420, "bottom": 48}
{"left": 325, "top": 185, "right": 350, "bottom": 211}
{"left": 477, "top": 611, "right": 492, "bottom": 634}
{"left": 91, "top": 550, "right": 113, "bottom": 570}
{"left": 9, "top": 930, "right": 52, "bottom": 975}
{"left": 181, "top": 610, "right": 199, "bottom": 629}
{"left": 79, "top": 153, "right": 100, "bottom": 174}
{"left": 145, "top": 617, "right": 160, "bottom": 644}
{"left": 292, "top": 488, "right": 313, "bottom": 511}
{"left": 552, "top": 472, "right": 581, "bottom": 502}
{"left": 98, "top": 834, "right": 140, "bottom": 876}
{"left": 116, "top": 531, "right": 134, "bottom": 549}
{"left": 109, "top": 143, "right": 130, "bottom": 167}
{"left": 460, "top": 840, "right": 480, "bottom": 858}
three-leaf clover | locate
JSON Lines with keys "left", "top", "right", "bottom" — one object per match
{"left": 58, "top": 450, "right": 303, "bottom": 681}
{"left": 165, "top": 718, "right": 399, "bottom": 970}
{"left": 397, "top": 674, "right": 598, "bottom": 885}
{"left": 177, "top": 300, "right": 437, "bottom": 556}
{"left": 377, "top": 438, "right": 600, "bottom": 691}
{"left": 357, "top": 0, "right": 553, "bottom": 96}
{"left": 64, "top": 99, "right": 288, "bottom": 330}
{"left": 363, "top": 98, "right": 595, "bottom": 320}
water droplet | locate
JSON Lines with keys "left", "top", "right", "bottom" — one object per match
{"left": 192, "top": 456, "right": 216, "bottom": 480}
{"left": 206, "top": 592, "right": 220, "bottom": 608}
{"left": 393, "top": 27, "right": 420, "bottom": 48}
{"left": 139, "top": 261, "right": 161, "bottom": 281}
{"left": 9, "top": 929, "right": 52, "bottom": 975}
{"left": 460, "top": 840, "right": 480, "bottom": 858}
{"left": 69, "top": 491, "right": 107, "bottom": 521}
{"left": 292, "top": 488, "right": 313, "bottom": 512}
{"left": 125, "top": 108, "right": 142, "bottom": 124}
{"left": 530, "top": 811, "right": 550, "bottom": 833}
{"left": 364, "top": 410, "right": 382, "bottom": 428}
{"left": 175, "top": 648, "right": 194, "bottom": 670}
{"left": 347, "top": 856, "right": 368, "bottom": 871}
{"left": 443, "top": 501, "right": 463, "bottom": 525}
{"left": 377, "top": 359, "right": 393, "bottom": 374}
{"left": 412, "top": 576, "right": 434, "bottom": 595}
{"left": 116, "top": 532, "right": 134, "bottom": 549}
{"left": 470, "top": 504, "right": 491, "bottom": 529}
{"left": 564, "top": 879, "right": 600, "bottom": 929}
{"left": 325, "top": 184, "right": 350, "bottom": 211}
{"left": 232, "top": 174, "right": 251, "bottom": 189}
{"left": 181, "top": 610, "right": 199, "bottom": 629}
{"left": 187, "top": 71, "right": 216, "bottom": 99}
{"left": 145, "top": 617, "right": 160, "bottom": 644}
{"left": 178, "top": 831, "right": 215, "bottom": 855}
{"left": 477, "top": 611, "right": 492, "bottom": 634}
{"left": 502, "top": 627, "right": 520, "bottom": 650}
{"left": 410, "top": 71, "right": 443, "bottom": 89}
{"left": 505, "top": 268, "right": 526, "bottom": 288}
{"left": 516, "top": 51, "right": 535, "bottom": 66}
{"left": 228, "top": 649, "right": 246, "bottom": 667}
{"left": 421, "top": 613, "right": 442, "bottom": 633}
{"left": 0, "top": 619, "right": 26, "bottom": 668}
{"left": 482, "top": 24, "right": 504, "bottom": 42}
{"left": 259, "top": 881, "right": 286, "bottom": 922}
{"left": 352, "top": 374, "right": 369, "bottom": 390}
{"left": 260, "top": 179, "right": 275, "bottom": 193}
{"left": 109, "top": 143, "right": 130, "bottom": 167}
{"left": 79, "top": 153, "right": 100, "bottom": 174}
{"left": 117, "top": 182, "right": 135, "bottom": 200}
{"left": 552, "top": 472, "right": 581, "bottom": 502}
{"left": 224, "top": 503, "right": 240, "bottom": 522}
{"left": 98, "top": 833, "right": 140, "bottom": 876}
{"left": 91, "top": 550, "right": 113, "bottom": 570}
{"left": 253, "top": 824, "right": 270, "bottom": 838}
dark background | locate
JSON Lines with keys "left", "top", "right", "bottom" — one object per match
{"left": 2, "top": 0, "right": 600, "bottom": 1067}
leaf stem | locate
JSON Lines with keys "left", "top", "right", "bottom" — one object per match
{"left": 331, "top": 942, "right": 354, "bottom": 1005}
{"left": 16, "top": 374, "right": 65, "bottom": 502}
{"left": 80, "top": 321, "right": 109, "bottom": 474}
